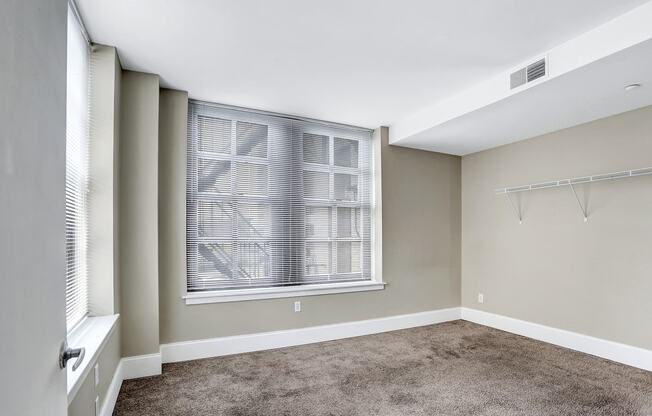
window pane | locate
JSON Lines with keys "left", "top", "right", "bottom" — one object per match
{"left": 337, "top": 241, "right": 361, "bottom": 274}
{"left": 198, "top": 201, "right": 232, "bottom": 238}
{"left": 334, "top": 137, "right": 358, "bottom": 168}
{"left": 198, "top": 243, "right": 233, "bottom": 279}
{"left": 337, "top": 207, "right": 360, "bottom": 238}
{"left": 334, "top": 173, "right": 358, "bottom": 201}
{"left": 303, "top": 170, "right": 329, "bottom": 199}
{"left": 65, "top": 6, "right": 90, "bottom": 330}
{"left": 305, "top": 242, "right": 331, "bottom": 275}
{"left": 236, "top": 162, "right": 268, "bottom": 196}
{"left": 199, "top": 116, "right": 231, "bottom": 154}
{"left": 198, "top": 159, "right": 231, "bottom": 193}
{"left": 306, "top": 206, "right": 331, "bottom": 238}
{"left": 303, "top": 133, "right": 329, "bottom": 165}
{"left": 237, "top": 242, "right": 271, "bottom": 279}
{"left": 236, "top": 203, "right": 271, "bottom": 238}
{"left": 188, "top": 102, "right": 374, "bottom": 291}
{"left": 237, "top": 121, "right": 268, "bottom": 158}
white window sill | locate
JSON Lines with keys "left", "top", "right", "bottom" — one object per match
{"left": 184, "top": 281, "right": 386, "bottom": 305}
{"left": 67, "top": 314, "right": 119, "bottom": 404}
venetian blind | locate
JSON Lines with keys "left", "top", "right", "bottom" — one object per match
{"left": 65, "top": 4, "right": 90, "bottom": 330}
{"left": 187, "top": 102, "right": 374, "bottom": 291}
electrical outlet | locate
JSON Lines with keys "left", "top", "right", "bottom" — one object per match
{"left": 478, "top": 293, "right": 484, "bottom": 304}
{"left": 94, "top": 363, "right": 100, "bottom": 387}
{"left": 294, "top": 301, "right": 301, "bottom": 312}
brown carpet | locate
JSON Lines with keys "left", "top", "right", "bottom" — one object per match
{"left": 114, "top": 320, "right": 652, "bottom": 415}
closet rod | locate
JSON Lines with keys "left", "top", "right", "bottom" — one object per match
{"left": 495, "top": 167, "right": 652, "bottom": 195}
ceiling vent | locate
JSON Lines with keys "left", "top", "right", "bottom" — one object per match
{"left": 510, "top": 58, "right": 547, "bottom": 89}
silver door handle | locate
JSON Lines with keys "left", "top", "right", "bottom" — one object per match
{"left": 59, "top": 341, "right": 85, "bottom": 371}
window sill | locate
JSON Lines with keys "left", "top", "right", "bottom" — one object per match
{"left": 184, "top": 281, "right": 386, "bottom": 305}
{"left": 67, "top": 314, "right": 119, "bottom": 404}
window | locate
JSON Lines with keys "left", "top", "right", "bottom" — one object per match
{"left": 186, "top": 102, "right": 375, "bottom": 295}
{"left": 65, "top": 5, "right": 90, "bottom": 330}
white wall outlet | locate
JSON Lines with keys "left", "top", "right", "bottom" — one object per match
{"left": 294, "top": 301, "right": 301, "bottom": 312}
{"left": 478, "top": 293, "right": 484, "bottom": 304}
{"left": 94, "top": 363, "right": 100, "bottom": 387}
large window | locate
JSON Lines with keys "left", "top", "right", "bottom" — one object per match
{"left": 65, "top": 5, "right": 90, "bottom": 330}
{"left": 186, "top": 102, "right": 374, "bottom": 293}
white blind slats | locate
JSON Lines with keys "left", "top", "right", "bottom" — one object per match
{"left": 334, "top": 137, "right": 359, "bottom": 168}
{"left": 65, "top": 6, "right": 90, "bottom": 330}
{"left": 187, "top": 102, "right": 373, "bottom": 291}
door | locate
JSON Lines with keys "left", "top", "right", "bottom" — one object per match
{"left": 0, "top": 0, "right": 69, "bottom": 415}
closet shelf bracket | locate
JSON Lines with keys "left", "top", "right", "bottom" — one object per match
{"left": 506, "top": 192, "right": 522, "bottom": 224}
{"left": 569, "top": 183, "right": 588, "bottom": 222}
{"left": 495, "top": 166, "right": 652, "bottom": 223}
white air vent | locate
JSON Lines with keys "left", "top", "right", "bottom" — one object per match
{"left": 510, "top": 57, "right": 547, "bottom": 89}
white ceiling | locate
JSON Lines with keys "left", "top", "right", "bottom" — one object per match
{"left": 394, "top": 39, "right": 652, "bottom": 155}
{"left": 78, "top": 0, "right": 649, "bottom": 129}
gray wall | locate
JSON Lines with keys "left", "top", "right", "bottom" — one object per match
{"left": 119, "top": 71, "right": 161, "bottom": 356}
{"left": 158, "top": 89, "right": 189, "bottom": 343}
{"left": 113, "top": 46, "right": 122, "bottom": 315}
{"left": 0, "top": 0, "right": 68, "bottom": 414}
{"left": 88, "top": 45, "right": 121, "bottom": 315}
{"left": 461, "top": 105, "right": 652, "bottom": 350}
{"left": 158, "top": 107, "right": 462, "bottom": 343}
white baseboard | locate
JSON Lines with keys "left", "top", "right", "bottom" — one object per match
{"left": 99, "top": 359, "right": 123, "bottom": 416}
{"left": 99, "top": 353, "right": 162, "bottom": 415}
{"left": 461, "top": 307, "right": 652, "bottom": 372}
{"left": 121, "top": 352, "right": 162, "bottom": 380}
{"left": 161, "top": 307, "right": 462, "bottom": 363}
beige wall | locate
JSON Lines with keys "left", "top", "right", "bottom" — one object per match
{"left": 158, "top": 105, "right": 462, "bottom": 343}
{"left": 119, "top": 71, "right": 161, "bottom": 356}
{"left": 461, "top": 105, "right": 652, "bottom": 350}
{"left": 68, "top": 327, "right": 121, "bottom": 416}
{"left": 112, "top": 47, "right": 122, "bottom": 315}
{"left": 158, "top": 89, "right": 189, "bottom": 343}
{"left": 88, "top": 45, "right": 121, "bottom": 315}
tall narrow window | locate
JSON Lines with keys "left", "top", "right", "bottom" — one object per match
{"left": 65, "top": 5, "right": 90, "bottom": 330}
{"left": 187, "top": 102, "right": 374, "bottom": 292}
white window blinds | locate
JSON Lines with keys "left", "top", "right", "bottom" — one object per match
{"left": 187, "top": 102, "right": 374, "bottom": 292}
{"left": 65, "top": 5, "right": 90, "bottom": 330}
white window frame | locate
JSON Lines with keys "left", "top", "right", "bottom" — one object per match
{"left": 184, "top": 280, "right": 385, "bottom": 304}
{"left": 184, "top": 102, "right": 384, "bottom": 304}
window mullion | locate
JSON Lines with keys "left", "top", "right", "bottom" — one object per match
{"left": 230, "top": 119, "right": 238, "bottom": 282}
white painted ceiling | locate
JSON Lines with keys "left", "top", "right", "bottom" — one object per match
{"left": 394, "top": 38, "right": 652, "bottom": 155}
{"left": 78, "top": 0, "right": 649, "bottom": 129}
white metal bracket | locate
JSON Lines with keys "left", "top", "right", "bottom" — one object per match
{"left": 569, "top": 183, "right": 588, "bottom": 222}
{"left": 506, "top": 192, "right": 522, "bottom": 224}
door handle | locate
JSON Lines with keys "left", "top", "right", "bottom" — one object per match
{"left": 59, "top": 341, "right": 85, "bottom": 371}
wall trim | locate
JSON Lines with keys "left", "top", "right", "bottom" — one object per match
{"left": 99, "top": 359, "right": 123, "bottom": 416}
{"left": 100, "top": 353, "right": 162, "bottom": 415}
{"left": 461, "top": 307, "right": 652, "bottom": 372}
{"left": 161, "top": 307, "right": 462, "bottom": 363}
{"left": 120, "top": 353, "right": 162, "bottom": 380}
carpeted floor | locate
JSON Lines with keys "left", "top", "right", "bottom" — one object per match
{"left": 114, "top": 320, "right": 652, "bottom": 415}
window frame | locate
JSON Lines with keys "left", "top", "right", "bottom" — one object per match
{"left": 185, "top": 102, "right": 384, "bottom": 304}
